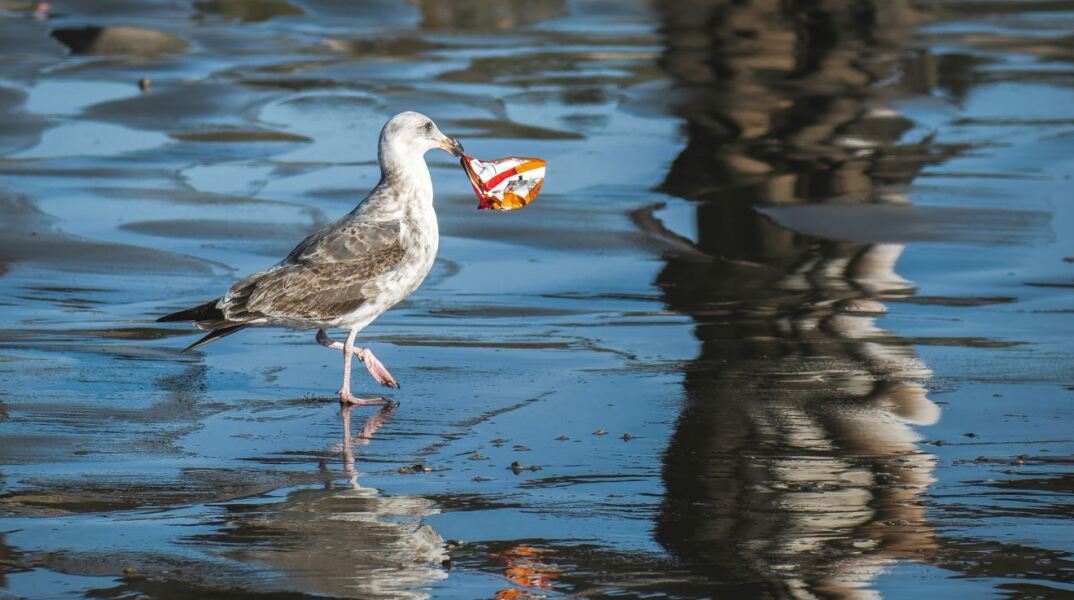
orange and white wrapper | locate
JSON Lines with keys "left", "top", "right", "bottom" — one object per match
{"left": 460, "top": 155, "right": 546, "bottom": 211}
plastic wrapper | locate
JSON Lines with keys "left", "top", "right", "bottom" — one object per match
{"left": 460, "top": 154, "right": 546, "bottom": 211}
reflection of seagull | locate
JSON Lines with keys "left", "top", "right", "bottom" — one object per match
{"left": 341, "top": 404, "right": 396, "bottom": 489}
{"left": 158, "top": 112, "right": 464, "bottom": 404}
{"left": 224, "top": 403, "right": 445, "bottom": 598}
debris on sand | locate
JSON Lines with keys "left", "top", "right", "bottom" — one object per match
{"left": 509, "top": 461, "right": 541, "bottom": 474}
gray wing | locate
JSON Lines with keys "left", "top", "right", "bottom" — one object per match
{"left": 219, "top": 210, "right": 405, "bottom": 323}
{"left": 284, "top": 197, "right": 401, "bottom": 264}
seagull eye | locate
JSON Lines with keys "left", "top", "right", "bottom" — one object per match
{"left": 423, "top": 122, "right": 433, "bottom": 133}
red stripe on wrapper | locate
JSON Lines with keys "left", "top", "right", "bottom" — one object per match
{"left": 460, "top": 155, "right": 546, "bottom": 211}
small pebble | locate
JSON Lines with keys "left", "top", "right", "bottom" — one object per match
{"left": 512, "top": 445, "right": 531, "bottom": 451}
{"left": 468, "top": 454, "right": 488, "bottom": 461}
{"left": 138, "top": 77, "right": 151, "bottom": 91}
{"left": 398, "top": 466, "right": 413, "bottom": 474}
{"left": 963, "top": 432, "right": 978, "bottom": 438}
{"left": 472, "top": 475, "right": 491, "bottom": 482}
{"left": 621, "top": 433, "right": 634, "bottom": 441}
{"left": 528, "top": 465, "right": 542, "bottom": 472}
{"left": 123, "top": 566, "right": 137, "bottom": 575}
{"left": 509, "top": 461, "right": 524, "bottom": 474}
{"left": 491, "top": 438, "right": 508, "bottom": 447}
{"left": 555, "top": 435, "right": 569, "bottom": 441}
{"left": 593, "top": 429, "right": 607, "bottom": 436}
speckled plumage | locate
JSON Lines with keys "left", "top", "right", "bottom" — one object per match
{"left": 159, "top": 111, "right": 462, "bottom": 399}
{"left": 218, "top": 186, "right": 431, "bottom": 330}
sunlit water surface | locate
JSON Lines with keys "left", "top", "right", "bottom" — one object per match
{"left": 0, "top": 1, "right": 1071, "bottom": 598}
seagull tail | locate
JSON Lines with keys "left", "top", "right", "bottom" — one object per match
{"left": 158, "top": 298, "right": 248, "bottom": 353}
{"left": 158, "top": 299, "right": 224, "bottom": 323}
{"left": 182, "top": 323, "right": 248, "bottom": 354}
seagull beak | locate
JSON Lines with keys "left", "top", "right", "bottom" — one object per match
{"left": 439, "top": 136, "right": 464, "bottom": 157}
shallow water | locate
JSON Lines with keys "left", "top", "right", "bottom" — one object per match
{"left": 0, "top": 1, "right": 1071, "bottom": 598}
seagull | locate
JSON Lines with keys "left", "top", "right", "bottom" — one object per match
{"left": 158, "top": 111, "right": 464, "bottom": 405}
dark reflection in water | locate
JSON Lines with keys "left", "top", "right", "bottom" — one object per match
{"left": 50, "top": 26, "right": 189, "bottom": 57}
{"left": 0, "top": 534, "right": 17, "bottom": 588}
{"left": 413, "top": 0, "right": 566, "bottom": 31}
{"left": 651, "top": 0, "right": 942, "bottom": 595}
{"left": 193, "top": 0, "right": 304, "bottom": 23}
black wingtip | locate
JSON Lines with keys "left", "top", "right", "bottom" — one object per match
{"left": 180, "top": 323, "right": 248, "bottom": 353}
{"left": 158, "top": 299, "right": 224, "bottom": 323}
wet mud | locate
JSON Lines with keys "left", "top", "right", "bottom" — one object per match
{"left": 0, "top": 0, "right": 1072, "bottom": 598}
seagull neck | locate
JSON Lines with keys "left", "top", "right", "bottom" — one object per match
{"left": 377, "top": 147, "right": 433, "bottom": 199}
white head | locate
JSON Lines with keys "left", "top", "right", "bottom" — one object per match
{"left": 378, "top": 111, "right": 463, "bottom": 177}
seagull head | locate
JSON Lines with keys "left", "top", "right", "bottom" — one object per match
{"left": 379, "top": 111, "right": 464, "bottom": 163}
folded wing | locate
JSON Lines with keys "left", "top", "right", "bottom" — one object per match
{"left": 160, "top": 213, "right": 405, "bottom": 351}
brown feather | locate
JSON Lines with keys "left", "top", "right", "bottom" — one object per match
{"left": 222, "top": 241, "right": 406, "bottom": 322}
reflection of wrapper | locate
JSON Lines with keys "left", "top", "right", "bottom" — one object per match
{"left": 460, "top": 155, "right": 546, "bottom": 211}
{"left": 494, "top": 545, "right": 558, "bottom": 599}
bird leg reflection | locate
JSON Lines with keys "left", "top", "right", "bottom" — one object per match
{"left": 317, "top": 328, "right": 400, "bottom": 394}
{"left": 340, "top": 403, "right": 396, "bottom": 489}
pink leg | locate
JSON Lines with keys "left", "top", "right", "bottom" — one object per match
{"left": 354, "top": 347, "right": 398, "bottom": 389}
{"left": 337, "top": 328, "right": 389, "bottom": 406}
{"left": 317, "top": 329, "right": 399, "bottom": 389}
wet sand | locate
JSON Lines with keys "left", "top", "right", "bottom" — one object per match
{"left": 0, "top": 0, "right": 1072, "bottom": 598}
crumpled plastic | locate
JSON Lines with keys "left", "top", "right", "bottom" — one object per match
{"left": 460, "top": 154, "right": 546, "bottom": 211}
